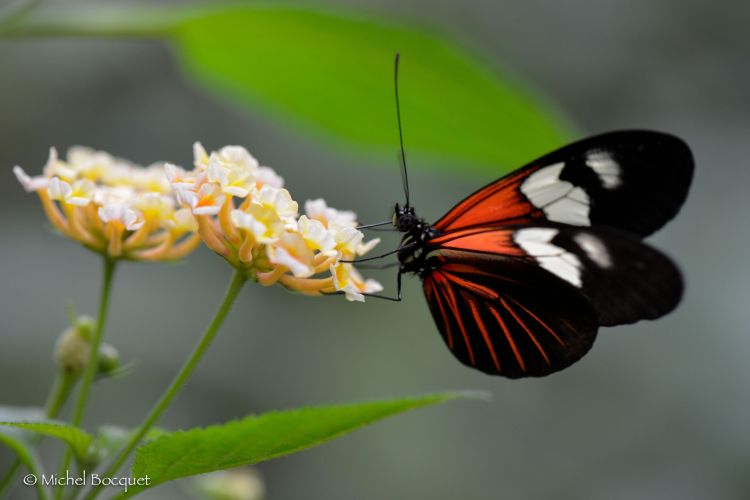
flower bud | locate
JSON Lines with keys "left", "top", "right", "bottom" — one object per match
{"left": 54, "top": 316, "right": 94, "bottom": 375}
{"left": 97, "top": 343, "right": 120, "bottom": 377}
{"left": 193, "top": 468, "right": 264, "bottom": 500}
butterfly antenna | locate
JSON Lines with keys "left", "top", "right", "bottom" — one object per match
{"left": 394, "top": 52, "right": 411, "bottom": 207}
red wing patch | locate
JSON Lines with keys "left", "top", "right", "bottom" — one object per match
{"left": 429, "top": 227, "right": 525, "bottom": 257}
{"left": 433, "top": 168, "right": 543, "bottom": 232}
{"left": 422, "top": 255, "right": 598, "bottom": 378}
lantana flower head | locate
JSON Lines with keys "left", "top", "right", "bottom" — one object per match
{"left": 14, "top": 147, "right": 200, "bottom": 260}
{"left": 172, "top": 143, "right": 383, "bottom": 301}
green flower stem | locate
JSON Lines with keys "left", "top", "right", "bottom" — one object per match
{"left": 44, "top": 370, "right": 78, "bottom": 420}
{"left": 0, "top": 370, "right": 77, "bottom": 498}
{"left": 0, "top": 434, "right": 48, "bottom": 500}
{"left": 55, "top": 258, "right": 116, "bottom": 500}
{"left": 83, "top": 269, "right": 247, "bottom": 500}
{"left": 0, "top": 459, "right": 21, "bottom": 497}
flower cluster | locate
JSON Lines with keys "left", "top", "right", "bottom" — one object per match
{"left": 14, "top": 148, "right": 200, "bottom": 260}
{"left": 168, "top": 143, "right": 383, "bottom": 301}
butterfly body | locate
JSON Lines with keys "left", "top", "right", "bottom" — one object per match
{"left": 393, "top": 205, "right": 437, "bottom": 276}
{"left": 388, "top": 130, "right": 693, "bottom": 378}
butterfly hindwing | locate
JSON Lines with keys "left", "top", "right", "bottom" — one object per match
{"left": 428, "top": 224, "right": 684, "bottom": 327}
{"left": 423, "top": 250, "right": 599, "bottom": 378}
{"left": 433, "top": 130, "right": 693, "bottom": 237}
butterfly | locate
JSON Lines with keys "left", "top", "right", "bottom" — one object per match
{"left": 354, "top": 56, "right": 694, "bottom": 378}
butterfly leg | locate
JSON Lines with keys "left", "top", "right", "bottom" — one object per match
{"left": 353, "top": 261, "right": 400, "bottom": 270}
{"left": 340, "top": 242, "right": 417, "bottom": 264}
{"left": 358, "top": 268, "right": 403, "bottom": 302}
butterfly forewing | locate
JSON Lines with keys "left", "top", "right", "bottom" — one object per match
{"left": 433, "top": 130, "right": 693, "bottom": 237}
{"left": 423, "top": 250, "right": 599, "bottom": 378}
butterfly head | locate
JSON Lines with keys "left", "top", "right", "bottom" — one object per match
{"left": 393, "top": 203, "right": 420, "bottom": 232}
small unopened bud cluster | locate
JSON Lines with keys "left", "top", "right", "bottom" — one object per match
{"left": 14, "top": 148, "right": 200, "bottom": 261}
{"left": 193, "top": 468, "right": 264, "bottom": 500}
{"left": 54, "top": 315, "right": 120, "bottom": 377}
{"left": 169, "top": 143, "right": 383, "bottom": 301}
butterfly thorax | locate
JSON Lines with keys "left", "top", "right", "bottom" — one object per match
{"left": 393, "top": 204, "right": 439, "bottom": 275}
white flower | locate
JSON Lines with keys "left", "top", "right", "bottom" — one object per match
{"left": 207, "top": 153, "right": 255, "bottom": 198}
{"left": 215, "top": 145, "right": 259, "bottom": 171}
{"left": 254, "top": 185, "right": 298, "bottom": 220}
{"left": 93, "top": 185, "right": 136, "bottom": 206}
{"left": 331, "top": 263, "right": 366, "bottom": 302}
{"left": 131, "top": 164, "right": 171, "bottom": 193}
{"left": 67, "top": 179, "right": 96, "bottom": 206}
{"left": 47, "top": 177, "right": 95, "bottom": 206}
{"left": 329, "top": 220, "right": 365, "bottom": 258}
{"left": 357, "top": 237, "right": 381, "bottom": 256}
{"left": 43, "top": 147, "right": 77, "bottom": 180}
{"left": 180, "top": 183, "right": 226, "bottom": 215}
{"left": 65, "top": 146, "right": 113, "bottom": 180}
{"left": 331, "top": 263, "right": 383, "bottom": 301}
{"left": 267, "top": 232, "right": 315, "bottom": 277}
{"left": 47, "top": 177, "right": 72, "bottom": 201}
{"left": 256, "top": 166, "right": 284, "bottom": 188}
{"left": 98, "top": 203, "right": 144, "bottom": 231}
{"left": 231, "top": 209, "right": 277, "bottom": 244}
{"left": 133, "top": 192, "right": 175, "bottom": 221}
{"left": 193, "top": 142, "right": 210, "bottom": 169}
{"left": 164, "top": 162, "right": 197, "bottom": 189}
{"left": 13, "top": 166, "right": 48, "bottom": 192}
{"left": 16, "top": 146, "right": 200, "bottom": 261}
{"left": 170, "top": 207, "right": 198, "bottom": 233}
{"left": 170, "top": 141, "right": 381, "bottom": 301}
{"left": 305, "top": 198, "right": 357, "bottom": 227}
{"left": 297, "top": 215, "right": 336, "bottom": 253}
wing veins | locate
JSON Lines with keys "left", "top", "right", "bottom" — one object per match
{"left": 487, "top": 305, "right": 526, "bottom": 373}
{"left": 430, "top": 280, "right": 455, "bottom": 350}
{"left": 467, "top": 299, "right": 501, "bottom": 372}
{"left": 442, "top": 276, "right": 476, "bottom": 366}
{"left": 499, "top": 297, "right": 551, "bottom": 365}
{"left": 506, "top": 296, "right": 567, "bottom": 347}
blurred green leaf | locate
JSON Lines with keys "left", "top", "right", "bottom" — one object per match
{"left": 0, "top": 406, "right": 45, "bottom": 444}
{"left": 86, "top": 425, "right": 168, "bottom": 466}
{"left": 0, "top": 421, "right": 93, "bottom": 461}
{"left": 170, "top": 6, "right": 574, "bottom": 172}
{"left": 124, "top": 393, "right": 462, "bottom": 497}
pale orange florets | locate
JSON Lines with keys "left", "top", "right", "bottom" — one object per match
{"left": 14, "top": 147, "right": 200, "bottom": 261}
{"left": 171, "top": 143, "right": 383, "bottom": 301}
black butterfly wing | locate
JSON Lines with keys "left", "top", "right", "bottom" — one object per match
{"left": 422, "top": 250, "right": 599, "bottom": 378}
{"left": 428, "top": 224, "right": 683, "bottom": 328}
{"left": 433, "top": 130, "right": 693, "bottom": 238}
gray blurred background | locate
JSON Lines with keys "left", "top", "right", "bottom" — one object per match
{"left": 1, "top": 0, "right": 749, "bottom": 499}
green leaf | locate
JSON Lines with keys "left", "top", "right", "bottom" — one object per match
{"left": 170, "top": 6, "right": 574, "bottom": 172}
{"left": 125, "top": 393, "right": 463, "bottom": 497}
{"left": 0, "top": 421, "right": 93, "bottom": 461}
{"left": 87, "top": 425, "right": 168, "bottom": 466}
{"left": 9, "top": 4, "right": 573, "bottom": 171}
{"left": 0, "top": 406, "right": 45, "bottom": 444}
